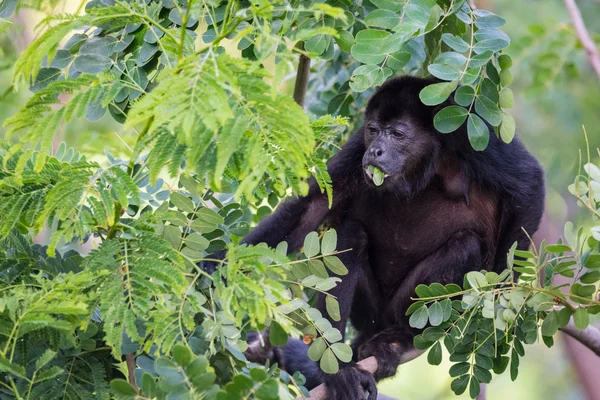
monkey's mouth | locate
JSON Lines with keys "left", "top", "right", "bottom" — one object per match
{"left": 364, "top": 165, "right": 389, "bottom": 186}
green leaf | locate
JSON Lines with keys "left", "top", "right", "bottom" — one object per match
{"left": 323, "top": 327, "right": 343, "bottom": 343}
{"left": 467, "top": 114, "right": 490, "bottom": 151}
{"left": 30, "top": 68, "right": 63, "bottom": 92}
{"left": 557, "top": 307, "right": 572, "bottom": 328}
{"left": 351, "top": 44, "right": 386, "bottom": 65}
{"left": 73, "top": 54, "right": 112, "bottom": 73}
{"left": 427, "top": 341, "right": 443, "bottom": 365}
{"left": 269, "top": 321, "right": 288, "bottom": 346}
{"left": 428, "top": 63, "right": 462, "bottom": 81}
{"left": 441, "top": 33, "right": 470, "bottom": 53}
{"left": 422, "top": 327, "right": 445, "bottom": 342}
{"left": 35, "top": 366, "right": 63, "bottom": 383}
{"left": 387, "top": 51, "right": 412, "bottom": 69}
{"left": 586, "top": 254, "right": 600, "bottom": 269}
{"left": 371, "top": 0, "right": 404, "bottom": 11}
{"left": 324, "top": 256, "right": 348, "bottom": 275}
{"left": 454, "top": 85, "right": 475, "bottom": 107}
{"left": 163, "top": 225, "right": 182, "bottom": 248}
{"left": 184, "top": 232, "right": 209, "bottom": 251}
{"left": 473, "top": 28, "right": 510, "bottom": 53}
{"left": 330, "top": 343, "right": 352, "bottom": 363}
{"left": 320, "top": 348, "right": 339, "bottom": 374}
{"left": 499, "top": 54, "right": 513, "bottom": 69}
{"left": 191, "top": 208, "right": 224, "bottom": 233}
{"left": 409, "top": 305, "right": 429, "bottom": 329}
{"left": 0, "top": 0, "right": 17, "bottom": 18}
{"left": 350, "top": 64, "right": 382, "bottom": 92}
{"left": 581, "top": 271, "right": 600, "bottom": 284}
{"left": 573, "top": 308, "right": 589, "bottom": 330}
{"left": 414, "top": 284, "right": 432, "bottom": 298}
{"left": 0, "top": 358, "right": 27, "bottom": 379}
{"left": 305, "top": 34, "right": 328, "bottom": 55}
{"left": 170, "top": 192, "right": 195, "bottom": 213}
{"left": 469, "top": 376, "right": 481, "bottom": 398}
{"left": 474, "top": 10, "right": 506, "bottom": 28}
{"left": 321, "top": 229, "right": 337, "bottom": 254}
{"left": 35, "top": 349, "right": 57, "bottom": 371}
{"left": 406, "top": 301, "right": 425, "bottom": 315}
{"left": 404, "top": 3, "right": 431, "bottom": 28}
{"left": 428, "top": 301, "right": 444, "bottom": 326}
{"left": 450, "top": 362, "right": 470, "bottom": 377}
{"left": 335, "top": 30, "right": 354, "bottom": 53}
{"left": 434, "top": 106, "right": 468, "bottom": 133}
{"left": 475, "top": 95, "right": 503, "bottom": 125}
{"left": 500, "top": 69, "right": 513, "bottom": 86}
{"left": 541, "top": 311, "right": 558, "bottom": 336}
{"left": 499, "top": 88, "right": 514, "bottom": 109}
{"left": 499, "top": 113, "right": 516, "bottom": 143}
{"left": 173, "top": 345, "right": 193, "bottom": 367}
{"left": 80, "top": 37, "right": 117, "bottom": 56}
{"left": 308, "top": 338, "right": 326, "bottom": 361}
{"left": 110, "top": 379, "right": 137, "bottom": 395}
{"left": 304, "top": 231, "right": 320, "bottom": 258}
{"left": 365, "top": 10, "right": 399, "bottom": 29}
{"left": 451, "top": 375, "right": 469, "bottom": 395}
{"left": 466, "top": 271, "right": 487, "bottom": 289}
{"left": 419, "top": 81, "right": 457, "bottom": 106}
{"left": 326, "top": 296, "right": 341, "bottom": 321}
{"left": 355, "top": 29, "right": 391, "bottom": 45}
{"left": 308, "top": 259, "right": 328, "bottom": 278}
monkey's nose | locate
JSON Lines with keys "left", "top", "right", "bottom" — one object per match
{"left": 370, "top": 147, "right": 384, "bottom": 157}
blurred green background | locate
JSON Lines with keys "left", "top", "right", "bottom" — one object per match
{"left": 1, "top": 0, "right": 600, "bottom": 399}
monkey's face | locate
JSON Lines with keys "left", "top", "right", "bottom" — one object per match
{"left": 362, "top": 118, "right": 439, "bottom": 192}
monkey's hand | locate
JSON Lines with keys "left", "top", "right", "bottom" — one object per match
{"left": 324, "top": 363, "right": 377, "bottom": 400}
{"left": 357, "top": 341, "right": 403, "bottom": 381}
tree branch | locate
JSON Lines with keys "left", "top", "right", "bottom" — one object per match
{"left": 293, "top": 43, "right": 311, "bottom": 108}
{"left": 561, "top": 320, "right": 600, "bottom": 357}
{"left": 125, "top": 353, "right": 138, "bottom": 389}
{"left": 564, "top": 0, "right": 600, "bottom": 79}
{"left": 299, "top": 349, "right": 423, "bottom": 400}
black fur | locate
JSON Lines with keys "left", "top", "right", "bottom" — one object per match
{"left": 237, "top": 76, "right": 545, "bottom": 399}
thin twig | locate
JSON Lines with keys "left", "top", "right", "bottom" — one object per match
{"left": 293, "top": 43, "right": 311, "bottom": 108}
{"left": 561, "top": 320, "right": 600, "bottom": 357}
{"left": 564, "top": 0, "right": 600, "bottom": 79}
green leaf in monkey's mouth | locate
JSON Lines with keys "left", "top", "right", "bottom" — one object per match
{"left": 366, "top": 165, "right": 386, "bottom": 186}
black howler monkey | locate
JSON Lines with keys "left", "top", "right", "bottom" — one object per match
{"left": 223, "top": 76, "right": 545, "bottom": 399}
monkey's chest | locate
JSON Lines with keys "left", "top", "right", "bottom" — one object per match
{"left": 350, "top": 192, "right": 484, "bottom": 289}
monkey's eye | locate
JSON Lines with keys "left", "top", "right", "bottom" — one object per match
{"left": 367, "top": 126, "right": 378, "bottom": 136}
{"left": 391, "top": 129, "right": 404, "bottom": 137}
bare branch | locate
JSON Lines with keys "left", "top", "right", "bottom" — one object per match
{"left": 125, "top": 353, "right": 138, "bottom": 389}
{"left": 293, "top": 43, "right": 311, "bottom": 108}
{"left": 564, "top": 0, "right": 600, "bottom": 79}
{"left": 561, "top": 320, "right": 600, "bottom": 357}
{"left": 299, "top": 349, "right": 424, "bottom": 400}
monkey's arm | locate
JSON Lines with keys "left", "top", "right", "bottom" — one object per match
{"left": 458, "top": 134, "right": 545, "bottom": 270}
{"left": 242, "top": 181, "right": 329, "bottom": 251}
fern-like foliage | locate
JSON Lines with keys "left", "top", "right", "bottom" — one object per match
{"left": 4, "top": 74, "right": 120, "bottom": 168}
{"left": 128, "top": 54, "right": 315, "bottom": 200}
{"left": 85, "top": 230, "right": 187, "bottom": 355}
{"left": 0, "top": 233, "right": 111, "bottom": 399}
{"left": 0, "top": 145, "right": 139, "bottom": 255}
